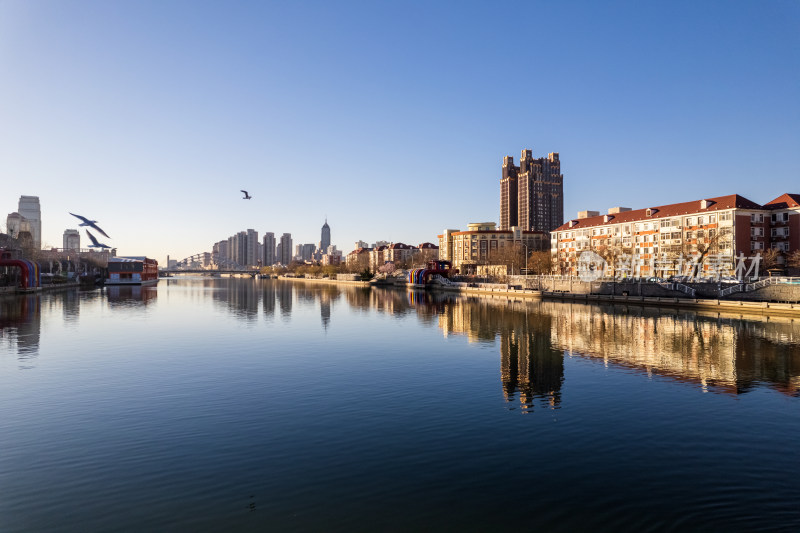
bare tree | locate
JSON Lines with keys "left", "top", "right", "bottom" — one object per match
{"left": 526, "top": 251, "right": 552, "bottom": 275}
{"left": 761, "top": 248, "right": 781, "bottom": 272}
{"left": 787, "top": 249, "right": 800, "bottom": 271}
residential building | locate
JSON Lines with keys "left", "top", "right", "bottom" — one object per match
{"left": 369, "top": 245, "right": 388, "bottom": 270}
{"left": 438, "top": 222, "right": 548, "bottom": 274}
{"left": 551, "top": 193, "right": 800, "bottom": 276}
{"left": 279, "top": 233, "right": 293, "bottom": 265}
{"left": 499, "top": 150, "right": 563, "bottom": 233}
{"left": 321, "top": 251, "right": 342, "bottom": 266}
{"left": 263, "top": 232, "right": 276, "bottom": 266}
{"left": 417, "top": 242, "right": 439, "bottom": 263}
{"left": 246, "top": 229, "right": 259, "bottom": 266}
{"left": 297, "top": 243, "right": 315, "bottom": 262}
{"left": 63, "top": 229, "right": 80, "bottom": 250}
{"left": 346, "top": 247, "right": 372, "bottom": 270}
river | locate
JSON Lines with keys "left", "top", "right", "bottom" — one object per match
{"left": 1, "top": 278, "right": 799, "bottom": 532}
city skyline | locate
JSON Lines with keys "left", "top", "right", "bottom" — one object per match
{"left": 1, "top": 1, "right": 798, "bottom": 262}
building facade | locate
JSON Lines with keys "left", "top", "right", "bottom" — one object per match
{"left": 551, "top": 193, "right": 800, "bottom": 276}
{"left": 320, "top": 219, "right": 331, "bottom": 252}
{"left": 246, "top": 229, "right": 259, "bottom": 266}
{"left": 17, "top": 196, "right": 42, "bottom": 249}
{"left": 63, "top": 229, "right": 80, "bottom": 251}
{"left": 499, "top": 150, "right": 563, "bottom": 233}
{"left": 279, "top": 233, "right": 293, "bottom": 265}
{"left": 263, "top": 232, "right": 276, "bottom": 266}
{"left": 438, "top": 222, "right": 548, "bottom": 274}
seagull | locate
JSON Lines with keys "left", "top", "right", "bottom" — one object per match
{"left": 69, "top": 212, "right": 111, "bottom": 238}
{"left": 241, "top": 190, "right": 252, "bottom": 200}
{"left": 85, "top": 230, "right": 111, "bottom": 249}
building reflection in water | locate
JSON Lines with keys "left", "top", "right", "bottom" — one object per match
{"left": 164, "top": 280, "right": 800, "bottom": 400}
{"left": 1, "top": 294, "right": 41, "bottom": 367}
{"left": 400, "top": 290, "right": 800, "bottom": 403}
{"left": 105, "top": 285, "right": 158, "bottom": 306}
{"left": 277, "top": 283, "right": 292, "bottom": 319}
{"left": 548, "top": 302, "right": 800, "bottom": 397}
{"left": 262, "top": 281, "right": 276, "bottom": 319}
{"left": 410, "top": 291, "right": 563, "bottom": 411}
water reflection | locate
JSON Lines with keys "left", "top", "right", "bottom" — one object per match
{"left": 0, "top": 294, "right": 40, "bottom": 365}
{"left": 7, "top": 280, "right": 800, "bottom": 399}
{"left": 405, "top": 291, "right": 800, "bottom": 398}
{"left": 105, "top": 285, "right": 158, "bottom": 306}
{"left": 256, "top": 282, "right": 800, "bottom": 399}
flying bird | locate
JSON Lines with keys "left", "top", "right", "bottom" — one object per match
{"left": 85, "top": 230, "right": 111, "bottom": 249}
{"left": 69, "top": 212, "right": 110, "bottom": 238}
{"left": 241, "top": 190, "right": 252, "bottom": 200}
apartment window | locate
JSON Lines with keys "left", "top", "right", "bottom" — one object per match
{"left": 751, "top": 227, "right": 764, "bottom": 237}
{"left": 751, "top": 241, "right": 764, "bottom": 251}
{"left": 750, "top": 213, "right": 764, "bottom": 223}
{"left": 771, "top": 227, "right": 789, "bottom": 237}
{"left": 709, "top": 215, "right": 716, "bottom": 223}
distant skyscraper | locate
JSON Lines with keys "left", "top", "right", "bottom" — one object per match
{"left": 263, "top": 232, "right": 276, "bottom": 266}
{"left": 246, "top": 229, "right": 259, "bottom": 266}
{"left": 63, "top": 229, "right": 80, "bottom": 250}
{"left": 279, "top": 233, "right": 293, "bottom": 265}
{"left": 500, "top": 150, "right": 563, "bottom": 233}
{"left": 321, "top": 219, "right": 331, "bottom": 252}
{"left": 18, "top": 196, "right": 41, "bottom": 249}
{"left": 301, "top": 243, "right": 315, "bottom": 261}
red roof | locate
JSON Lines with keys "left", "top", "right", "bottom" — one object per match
{"left": 553, "top": 194, "right": 764, "bottom": 232}
{"left": 763, "top": 193, "right": 800, "bottom": 210}
{"left": 418, "top": 242, "right": 438, "bottom": 249}
{"left": 348, "top": 247, "right": 372, "bottom": 255}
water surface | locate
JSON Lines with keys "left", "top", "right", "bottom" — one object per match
{"left": 1, "top": 278, "right": 799, "bottom": 532}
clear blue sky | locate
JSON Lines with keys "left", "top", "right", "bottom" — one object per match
{"left": 1, "top": 0, "right": 798, "bottom": 263}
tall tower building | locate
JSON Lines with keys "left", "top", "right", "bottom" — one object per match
{"left": 17, "top": 196, "right": 42, "bottom": 249}
{"left": 320, "top": 219, "right": 331, "bottom": 252}
{"left": 246, "top": 229, "right": 259, "bottom": 266}
{"left": 279, "top": 233, "right": 293, "bottom": 265}
{"left": 500, "top": 156, "right": 519, "bottom": 229}
{"left": 499, "top": 150, "right": 563, "bottom": 232}
{"left": 63, "top": 229, "right": 80, "bottom": 250}
{"left": 263, "top": 232, "right": 276, "bottom": 266}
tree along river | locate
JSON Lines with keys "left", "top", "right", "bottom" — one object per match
{"left": 1, "top": 277, "right": 799, "bottom": 532}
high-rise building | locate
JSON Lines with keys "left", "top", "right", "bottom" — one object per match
{"left": 279, "top": 233, "right": 293, "bottom": 265}
{"left": 500, "top": 150, "right": 563, "bottom": 233}
{"left": 321, "top": 219, "right": 331, "bottom": 252}
{"left": 263, "top": 232, "right": 276, "bottom": 266}
{"left": 301, "top": 243, "right": 315, "bottom": 261}
{"left": 246, "top": 229, "right": 259, "bottom": 266}
{"left": 63, "top": 229, "right": 80, "bottom": 250}
{"left": 17, "top": 196, "right": 41, "bottom": 249}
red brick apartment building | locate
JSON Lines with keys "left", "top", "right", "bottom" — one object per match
{"left": 551, "top": 193, "right": 800, "bottom": 276}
